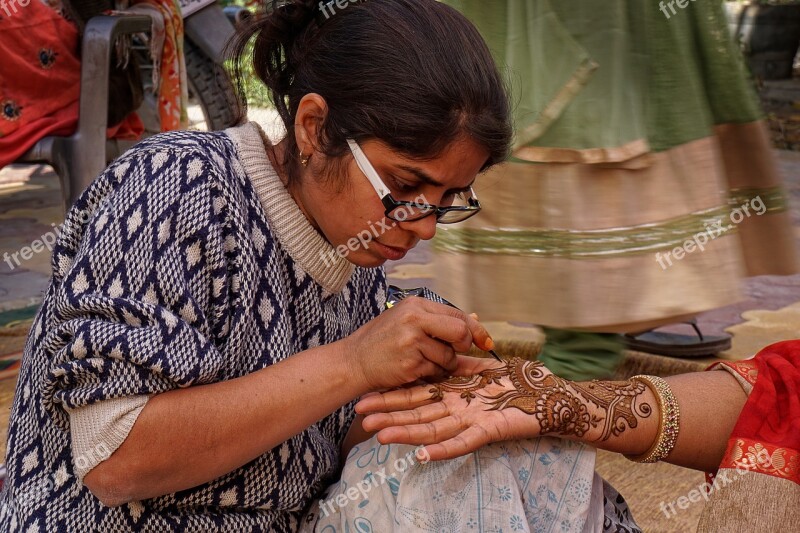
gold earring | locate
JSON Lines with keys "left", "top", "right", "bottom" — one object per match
{"left": 300, "top": 151, "right": 310, "bottom": 167}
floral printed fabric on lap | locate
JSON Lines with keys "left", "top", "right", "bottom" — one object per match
{"left": 301, "top": 434, "right": 623, "bottom": 532}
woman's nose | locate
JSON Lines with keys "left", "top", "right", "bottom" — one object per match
{"left": 398, "top": 214, "right": 438, "bottom": 241}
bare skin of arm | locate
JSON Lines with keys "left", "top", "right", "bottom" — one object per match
{"left": 356, "top": 357, "right": 748, "bottom": 472}
{"left": 83, "top": 298, "right": 493, "bottom": 507}
{"left": 87, "top": 341, "right": 361, "bottom": 507}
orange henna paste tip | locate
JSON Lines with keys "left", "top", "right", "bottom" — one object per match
{"left": 485, "top": 337, "right": 495, "bottom": 350}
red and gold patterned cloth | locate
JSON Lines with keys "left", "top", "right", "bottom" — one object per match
{"left": 712, "top": 342, "right": 800, "bottom": 484}
{"left": 1, "top": 1, "right": 82, "bottom": 168}
{"left": 698, "top": 341, "right": 800, "bottom": 531}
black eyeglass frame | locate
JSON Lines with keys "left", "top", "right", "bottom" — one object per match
{"left": 346, "top": 138, "right": 483, "bottom": 224}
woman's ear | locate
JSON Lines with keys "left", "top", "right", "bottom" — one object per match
{"left": 294, "top": 93, "right": 329, "bottom": 155}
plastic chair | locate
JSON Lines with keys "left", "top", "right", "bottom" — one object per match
{"left": 16, "top": 13, "right": 151, "bottom": 210}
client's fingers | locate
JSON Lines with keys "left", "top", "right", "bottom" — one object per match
{"left": 361, "top": 402, "right": 450, "bottom": 432}
{"left": 355, "top": 385, "right": 435, "bottom": 414}
{"left": 416, "top": 425, "right": 495, "bottom": 461}
{"left": 375, "top": 415, "right": 464, "bottom": 446}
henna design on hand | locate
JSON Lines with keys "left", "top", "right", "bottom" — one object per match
{"left": 429, "top": 358, "right": 651, "bottom": 441}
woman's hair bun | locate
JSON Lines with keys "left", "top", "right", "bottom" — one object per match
{"left": 254, "top": 0, "right": 320, "bottom": 95}
{"left": 266, "top": 0, "right": 321, "bottom": 39}
{"left": 228, "top": 0, "right": 322, "bottom": 120}
{"left": 229, "top": 0, "right": 512, "bottom": 188}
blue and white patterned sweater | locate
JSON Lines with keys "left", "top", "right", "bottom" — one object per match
{"left": 0, "top": 123, "right": 386, "bottom": 531}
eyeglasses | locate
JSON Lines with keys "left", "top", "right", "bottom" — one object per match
{"left": 346, "top": 139, "right": 482, "bottom": 224}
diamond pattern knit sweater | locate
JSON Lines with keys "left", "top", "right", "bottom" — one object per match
{"left": 0, "top": 123, "right": 386, "bottom": 531}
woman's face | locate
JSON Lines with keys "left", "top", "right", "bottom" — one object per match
{"left": 297, "top": 135, "right": 490, "bottom": 268}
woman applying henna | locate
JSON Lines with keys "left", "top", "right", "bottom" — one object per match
{"left": 0, "top": 1, "right": 510, "bottom": 530}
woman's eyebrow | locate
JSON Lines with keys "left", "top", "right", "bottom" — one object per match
{"left": 396, "top": 165, "right": 444, "bottom": 187}
{"left": 396, "top": 164, "right": 476, "bottom": 191}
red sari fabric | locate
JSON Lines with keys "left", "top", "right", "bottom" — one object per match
{"left": 710, "top": 341, "right": 800, "bottom": 485}
{"left": 0, "top": 1, "right": 81, "bottom": 167}
{"left": 0, "top": 0, "right": 142, "bottom": 169}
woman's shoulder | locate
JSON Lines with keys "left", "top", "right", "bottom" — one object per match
{"left": 60, "top": 131, "right": 248, "bottom": 258}
{"left": 85, "top": 130, "right": 247, "bottom": 211}
{"left": 116, "top": 129, "right": 240, "bottom": 177}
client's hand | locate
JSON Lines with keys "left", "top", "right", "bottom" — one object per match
{"left": 355, "top": 357, "right": 548, "bottom": 460}
{"left": 356, "top": 357, "right": 651, "bottom": 461}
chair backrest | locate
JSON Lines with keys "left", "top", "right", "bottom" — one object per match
{"left": 65, "top": 0, "right": 144, "bottom": 127}
{"left": 15, "top": 12, "right": 152, "bottom": 210}
{"left": 63, "top": 0, "right": 116, "bottom": 32}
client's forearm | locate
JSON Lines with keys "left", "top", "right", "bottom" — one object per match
{"left": 428, "top": 358, "right": 748, "bottom": 471}
{"left": 658, "top": 371, "right": 747, "bottom": 471}
{"left": 361, "top": 357, "right": 749, "bottom": 470}
{"left": 555, "top": 371, "right": 747, "bottom": 471}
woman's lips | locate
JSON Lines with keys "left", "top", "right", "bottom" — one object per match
{"left": 373, "top": 240, "right": 410, "bottom": 260}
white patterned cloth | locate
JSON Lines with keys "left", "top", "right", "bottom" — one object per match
{"left": 301, "top": 435, "right": 613, "bottom": 533}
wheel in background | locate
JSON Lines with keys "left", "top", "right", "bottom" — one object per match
{"left": 184, "top": 39, "right": 241, "bottom": 131}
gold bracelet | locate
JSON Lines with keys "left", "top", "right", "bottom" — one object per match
{"left": 624, "top": 375, "right": 680, "bottom": 464}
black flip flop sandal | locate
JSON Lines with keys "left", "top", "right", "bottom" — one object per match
{"left": 623, "top": 319, "right": 731, "bottom": 358}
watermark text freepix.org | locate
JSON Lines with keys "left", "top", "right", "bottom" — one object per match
{"left": 320, "top": 193, "right": 428, "bottom": 266}
{"left": 660, "top": 447, "right": 772, "bottom": 518}
{"left": 318, "top": 0, "right": 361, "bottom": 20}
{"left": 0, "top": 0, "right": 31, "bottom": 17}
{"left": 5, "top": 439, "right": 111, "bottom": 519}
{"left": 655, "top": 196, "right": 766, "bottom": 271}
{"left": 659, "top": 0, "right": 697, "bottom": 20}
{"left": 3, "top": 200, "right": 110, "bottom": 271}
{"left": 318, "top": 445, "right": 430, "bottom": 517}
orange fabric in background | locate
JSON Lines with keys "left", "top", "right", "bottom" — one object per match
{"left": 132, "top": 0, "right": 188, "bottom": 131}
{"left": 0, "top": 0, "right": 143, "bottom": 169}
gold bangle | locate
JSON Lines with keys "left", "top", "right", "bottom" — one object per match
{"left": 624, "top": 375, "right": 680, "bottom": 464}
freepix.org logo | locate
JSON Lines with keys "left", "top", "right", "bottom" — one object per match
{"left": 655, "top": 196, "right": 766, "bottom": 271}
{"left": 318, "top": 445, "right": 430, "bottom": 517}
{"left": 318, "top": 0, "right": 362, "bottom": 21}
{"left": 0, "top": 0, "right": 31, "bottom": 17}
{"left": 3, "top": 198, "right": 113, "bottom": 271}
{"left": 659, "top": 0, "right": 697, "bottom": 20}
{"left": 319, "top": 193, "right": 429, "bottom": 266}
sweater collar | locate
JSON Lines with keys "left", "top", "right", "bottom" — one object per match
{"left": 225, "top": 122, "right": 355, "bottom": 294}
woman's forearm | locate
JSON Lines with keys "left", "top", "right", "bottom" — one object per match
{"left": 559, "top": 371, "right": 747, "bottom": 471}
{"left": 84, "top": 340, "right": 368, "bottom": 506}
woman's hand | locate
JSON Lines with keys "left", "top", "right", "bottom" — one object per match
{"left": 342, "top": 297, "right": 494, "bottom": 392}
{"left": 354, "top": 357, "right": 547, "bottom": 460}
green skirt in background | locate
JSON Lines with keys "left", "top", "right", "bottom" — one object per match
{"left": 434, "top": 0, "right": 798, "bottom": 331}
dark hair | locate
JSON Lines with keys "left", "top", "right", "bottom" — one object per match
{"left": 229, "top": 0, "right": 511, "bottom": 186}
